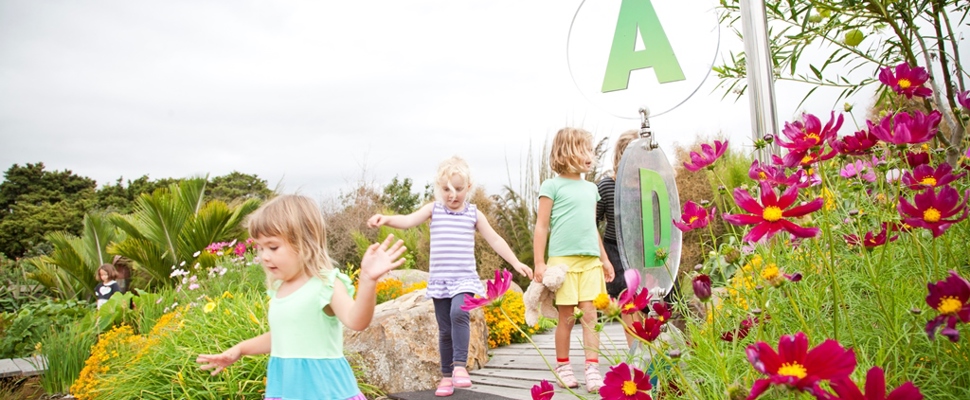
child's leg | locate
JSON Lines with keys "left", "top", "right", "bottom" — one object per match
{"left": 432, "top": 298, "right": 455, "bottom": 376}
{"left": 555, "top": 304, "right": 577, "bottom": 360}
{"left": 449, "top": 294, "right": 473, "bottom": 387}
{"left": 577, "top": 301, "right": 599, "bottom": 361}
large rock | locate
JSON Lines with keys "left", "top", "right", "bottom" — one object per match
{"left": 343, "top": 289, "right": 489, "bottom": 393}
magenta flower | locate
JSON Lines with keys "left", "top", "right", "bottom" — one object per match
{"left": 958, "top": 90, "right": 970, "bottom": 110}
{"left": 826, "top": 366, "right": 924, "bottom": 400}
{"left": 723, "top": 182, "right": 824, "bottom": 242}
{"left": 618, "top": 269, "right": 651, "bottom": 314}
{"left": 831, "top": 129, "right": 879, "bottom": 156}
{"left": 905, "top": 151, "right": 930, "bottom": 168}
{"left": 779, "top": 112, "right": 843, "bottom": 154}
{"left": 924, "top": 270, "right": 970, "bottom": 342}
{"left": 461, "top": 269, "right": 512, "bottom": 311}
{"left": 601, "top": 363, "right": 652, "bottom": 400}
{"left": 869, "top": 110, "right": 942, "bottom": 145}
{"left": 683, "top": 140, "right": 729, "bottom": 172}
{"left": 692, "top": 274, "right": 712, "bottom": 302}
{"left": 234, "top": 242, "right": 247, "bottom": 257}
{"left": 775, "top": 146, "right": 838, "bottom": 169}
{"left": 840, "top": 158, "right": 878, "bottom": 183}
{"left": 878, "top": 63, "right": 932, "bottom": 98}
{"left": 673, "top": 201, "right": 714, "bottom": 232}
{"left": 897, "top": 185, "right": 970, "bottom": 238}
{"left": 746, "top": 332, "right": 857, "bottom": 399}
{"left": 749, "top": 160, "right": 805, "bottom": 188}
{"left": 721, "top": 316, "right": 762, "bottom": 342}
{"left": 844, "top": 223, "right": 898, "bottom": 249}
{"left": 630, "top": 318, "right": 662, "bottom": 342}
{"left": 651, "top": 302, "right": 671, "bottom": 324}
{"left": 901, "top": 163, "right": 965, "bottom": 190}
{"left": 530, "top": 380, "right": 554, "bottom": 400}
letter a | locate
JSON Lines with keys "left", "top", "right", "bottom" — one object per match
{"left": 601, "top": 0, "right": 685, "bottom": 93}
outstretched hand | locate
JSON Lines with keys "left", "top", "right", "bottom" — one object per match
{"left": 366, "top": 214, "right": 387, "bottom": 228}
{"left": 359, "top": 234, "right": 407, "bottom": 282}
{"left": 196, "top": 347, "right": 241, "bottom": 376}
{"left": 512, "top": 261, "right": 534, "bottom": 280}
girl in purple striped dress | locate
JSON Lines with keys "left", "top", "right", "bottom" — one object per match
{"left": 367, "top": 156, "right": 533, "bottom": 397}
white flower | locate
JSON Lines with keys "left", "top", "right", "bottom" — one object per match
{"left": 193, "top": 251, "right": 201, "bottom": 257}
{"left": 188, "top": 283, "right": 200, "bottom": 290}
{"left": 179, "top": 260, "right": 186, "bottom": 267}
{"left": 194, "top": 263, "right": 200, "bottom": 270}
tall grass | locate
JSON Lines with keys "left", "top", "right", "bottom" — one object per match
{"left": 38, "top": 318, "right": 96, "bottom": 395}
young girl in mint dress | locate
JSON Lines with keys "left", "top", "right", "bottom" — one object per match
{"left": 197, "top": 195, "right": 407, "bottom": 400}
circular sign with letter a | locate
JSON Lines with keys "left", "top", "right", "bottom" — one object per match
{"left": 567, "top": 0, "right": 719, "bottom": 119}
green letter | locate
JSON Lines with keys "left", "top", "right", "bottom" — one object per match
{"left": 601, "top": 0, "right": 685, "bottom": 93}
{"left": 640, "top": 168, "right": 671, "bottom": 268}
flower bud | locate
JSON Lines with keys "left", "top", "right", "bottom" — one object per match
{"left": 692, "top": 274, "right": 713, "bottom": 302}
{"left": 762, "top": 134, "right": 774, "bottom": 144}
{"left": 844, "top": 102, "right": 854, "bottom": 112}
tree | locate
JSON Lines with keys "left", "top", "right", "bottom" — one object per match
{"left": 714, "top": 0, "right": 967, "bottom": 162}
{"left": 206, "top": 171, "right": 274, "bottom": 205}
{"left": 0, "top": 163, "right": 96, "bottom": 258}
{"left": 95, "top": 175, "right": 181, "bottom": 214}
{"left": 380, "top": 175, "right": 422, "bottom": 215}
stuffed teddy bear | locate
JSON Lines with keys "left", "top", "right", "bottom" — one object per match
{"left": 523, "top": 264, "right": 568, "bottom": 326}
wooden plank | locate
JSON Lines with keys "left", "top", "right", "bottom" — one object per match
{"left": 13, "top": 356, "right": 46, "bottom": 376}
{"left": 0, "top": 359, "right": 22, "bottom": 378}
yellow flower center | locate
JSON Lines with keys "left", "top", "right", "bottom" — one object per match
{"left": 923, "top": 207, "right": 941, "bottom": 223}
{"left": 938, "top": 296, "right": 962, "bottom": 315}
{"left": 763, "top": 206, "right": 783, "bottom": 222}
{"left": 593, "top": 293, "right": 610, "bottom": 310}
{"left": 777, "top": 362, "right": 808, "bottom": 379}
{"left": 898, "top": 79, "right": 912, "bottom": 89}
{"left": 805, "top": 132, "right": 821, "bottom": 144}
{"left": 801, "top": 155, "right": 814, "bottom": 164}
{"left": 623, "top": 303, "right": 636, "bottom": 312}
{"left": 758, "top": 171, "right": 767, "bottom": 180}
{"left": 920, "top": 177, "right": 937, "bottom": 186}
{"left": 688, "top": 216, "right": 699, "bottom": 224}
{"left": 761, "top": 265, "right": 780, "bottom": 281}
{"left": 622, "top": 380, "right": 639, "bottom": 396}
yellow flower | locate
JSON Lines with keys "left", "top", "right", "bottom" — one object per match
{"left": 592, "top": 293, "right": 610, "bottom": 310}
{"left": 222, "top": 291, "right": 234, "bottom": 299}
{"left": 204, "top": 302, "right": 216, "bottom": 313}
{"left": 249, "top": 312, "right": 260, "bottom": 325}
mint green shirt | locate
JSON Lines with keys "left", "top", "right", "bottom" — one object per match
{"left": 266, "top": 269, "right": 355, "bottom": 359}
{"left": 539, "top": 176, "right": 601, "bottom": 257}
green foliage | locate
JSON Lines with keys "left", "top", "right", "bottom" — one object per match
{"left": 108, "top": 178, "right": 260, "bottom": 288}
{"left": 38, "top": 316, "right": 97, "bottom": 395}
{"left": 380, "top": 175, "right": 422, "bottom": 215}
{"left": 352, "top": 220, "right": 427, "bottom": 270}
{"left": 206, "top": 171, "right": 274, "bottom": 205}
{"left": 0, "top": 298, "right": 90, "bottom": 358}
{"left": 0, "top": 255, "right": 45, "bottom": 313}
{"left": 95, "top": 175, "right": 181, "bottom": 214}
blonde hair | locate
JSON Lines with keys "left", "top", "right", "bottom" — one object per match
{"left": 247, "top": 195, "right": 334, "bottom": 288}
{"left": 612, "top": 130, "right": 640, "bottom": 176}
{"left": 549, "top": 127, "right": 594, "bottom": 175}
{"left": 96, "top": 263, "right": 118, "bottom": 281}
{"left": 434, "top": 156, "right": 472, "bottom": 202}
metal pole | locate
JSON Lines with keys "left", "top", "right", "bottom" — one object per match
{"left": 739, "top": 0, "right": 780, "bottom": 161}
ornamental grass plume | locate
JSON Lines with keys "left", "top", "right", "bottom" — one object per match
{"left": 673, "top": 201, "right": 715, "bottom": 232}
{"left": 897, "top": 185, "right": 970, "bottom": 238}
{"left": 825, "top": 366, "right": 924, "bottom": 400}
{"left": 723, "top": 181, "right": 824, "bottom": 242}
{"left": 462, "top": 269, "right": 512, "bottom": 311}
{"left": 683, "top": 140, "right": 729, "bottom": 171}
{"left": 745, "top": 332, "right": 857, "bottom": 399}
{"left": 600, "top": 363, "right": 653, "bottom": 400}
{"left": 901, "top": 163, "right": 965, "bottom": 190}
{"left": 924, "top": 270, "right": 970, "bottom": 342}
{"left": 878, "top": 63, "right": 932, "bottom": 99}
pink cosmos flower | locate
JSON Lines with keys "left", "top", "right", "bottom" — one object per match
{"left": 924, "top": 270, "right": 970, "bottom": 342}
{"left": 868, "top": 110, "right": 942, "bottom": 145}
{"left": 461, "top": 269, "right": 512, "bottom": 311}
{"left": 601, "top": 363, "right": 652, "bottom": 400}
{"left": 840, "top": 158, "right": 878, "bottom": 182}
{"left": 901, "top": 163, "right": 966, "bottom": 190}
{"left": 630, "top": 318, "right": 662, "bottom": 342}
{"left": 878, "top": 63, "right": 932, "bottom": 98}
{"left": 530, "top": 380, "right": 554, "bottom": 400}
{"left": 904, "top": 151, "right": 930, "bottom": 168}
{"left": 683, "top": 140, "right": 729, "bottom": 172}
{"left": 673, "top": 201, "right": 715, "bottom": 232}
{"left": 958, "top": 90, "right": 970, "bottom": 110}
{"left": 651, "top": 302, "right": 671, "bottom": 324}
{"left": 234, "top": 242, "right": 248, "bottom": 257}
{"left": 778, "top": 112, "right": 843, "bottom": 154}
{"left": 721, "top": 315, "right": 762, "bottom": 342}
{"left": 831, "top": 129, "right": 879, "bottom": 156}
{"left": 825, "top": 366, "right": 924, "bottom": 400}
{"left": 749, "top": 160, "right": 805, "bottom": 188}
{"left": 618, "top": 269, "right": 651, "bottom": 314}
{"left": 723, "top": 182, "right": 824, "bottom": 242}
{"left": 774, "top": 146, "right": 838, "bottom": 169}
{"left": 897, "top": 185, "right": 970, "bottom": 238}
{"left": 746, "top": 332, "right": 857, "bottom": 399}
{"left": 844, "top": 223, "right": 898, "bottom": 249}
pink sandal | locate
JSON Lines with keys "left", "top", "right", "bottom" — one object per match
{"left": 435, "top": 378, "right": 454, "bottom": 397}
{"left": 452, "top": 366, "right": 472, "bottom": 388}
{"left": 585, "top": 363, "right": 604, "bottom": 393}
{"left": 554, "top": 364, "right": 579, "bottom": 388}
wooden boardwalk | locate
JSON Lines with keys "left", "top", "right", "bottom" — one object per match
{"left": 466, "top": 323, "right": 632, "bottom": 399}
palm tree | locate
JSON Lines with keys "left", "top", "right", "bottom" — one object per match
{"left": 108, "top": 177, "right": 260, "bottom": 287}
{"left": 23, "top": 213, "right": 119, "bottom": 300}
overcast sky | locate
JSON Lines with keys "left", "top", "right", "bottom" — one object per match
{"left": 1, "top": 0, "right": 906, "bottom": 202}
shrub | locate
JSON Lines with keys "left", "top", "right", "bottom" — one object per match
{"left": 483, "top": 290, "right": 538, "bottom": 348}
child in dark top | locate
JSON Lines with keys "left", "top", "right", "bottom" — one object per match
{"left": 95, "top": 263, "right": 122, "bottom": 309}
{"left": 596, "top": 129, "right": 640, "bottom": 346}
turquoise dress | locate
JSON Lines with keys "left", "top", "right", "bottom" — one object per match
{"left": 265, "top": 270, "right": 365, "bottom": 400}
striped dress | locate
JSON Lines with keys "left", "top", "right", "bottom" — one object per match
{"left": 426, "top": 202, "right": 486, "bottom": 299}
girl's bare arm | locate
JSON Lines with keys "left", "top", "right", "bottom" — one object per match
{"left": 367, "top": 203, "right": 433, "bottom": 229}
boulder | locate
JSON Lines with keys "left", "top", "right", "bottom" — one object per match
{"left": 383, "top": 269, "right": 429, "bottom": 286}
{"left": 343, "top": 289, "right": 489, "bottom": 393}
